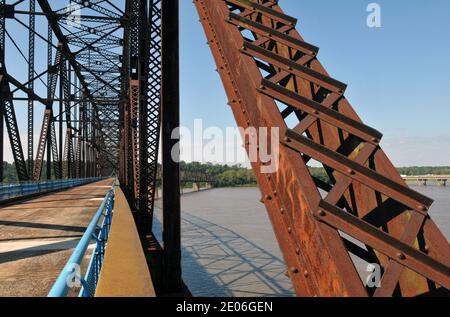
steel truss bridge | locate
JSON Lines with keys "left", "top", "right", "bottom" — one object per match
{"left": 0, "top": 0, "right": 449, "bottom": 297}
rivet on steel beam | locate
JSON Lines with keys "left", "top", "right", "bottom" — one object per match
{"left": 280, "top": 208, "right": 285, "bottom": 214}
{"left": 317, "top": 210, "right": 326, "bottom": 217}
{"left": 397, "top": 252, "right": 406, "bottom": 260}
{"left": 424, "top": 245, "right": 430, "bottom": 254}
{"left": 266, "top": 195, "right": 272, "bottom": 201}
{"left": 259, "top": 85, "right": 266, "bottom": 90}
{"left": 417, "top": 205, "right": 427, "bottom": 212}
{"left": 287, "top": 227, "right": 292, "bottom": 234}
{"left": 347, "top": 169, "right": 355, "bottom": 175}
{"left": 290, "top": 267, "right": 299, "bottom": 274}
{"left": 371, "top": 137, "right": 379, "bottom": 143}
{"left": 303, "top": 270, "right": 309, "bottom": 278}
{"left": 284, "top": 137, "right": 291, "bottom": 143}
{"left": 295, "top": 247, "right": 301, "bottom": 255}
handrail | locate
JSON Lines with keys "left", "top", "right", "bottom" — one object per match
{"left": 0, "top": 177, "right": 107, "bottom": 202}
{"left": 48, "top": 181, "right": 116, "bottom": 297}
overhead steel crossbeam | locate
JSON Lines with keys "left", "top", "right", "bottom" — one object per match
{"left": 0, "top": 0, "right": 127, "bottom": 181}
{"left": 195, "top": 0, "right": 450, "bottom": 297}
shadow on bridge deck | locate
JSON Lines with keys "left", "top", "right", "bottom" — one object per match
{"left": 0, "top": 179, "right": 114, "bottom": 297}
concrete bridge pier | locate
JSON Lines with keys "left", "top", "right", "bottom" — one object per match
{"left": 418, "top": 179, "right": 427, "bottom": 186}
{"left": 437, "top": 179, "right": 447, "bottom": 187}
{"left": 192, "top": 182, "right": 200, "bottom": 192}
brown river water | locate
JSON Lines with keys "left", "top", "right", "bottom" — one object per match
{"left": 153, "top": 185, "right": 450, "bottom": 297}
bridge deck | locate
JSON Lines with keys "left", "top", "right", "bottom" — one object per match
{"left": 0, "top": 179, "right": 114, "bottom": 297}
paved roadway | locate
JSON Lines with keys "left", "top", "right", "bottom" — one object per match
{"left": 0, "top": 179, "right": 113, "bottom": 297}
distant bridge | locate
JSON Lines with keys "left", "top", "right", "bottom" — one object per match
{"left": 403, "top": 175, "right": 450, "bottom": 186}
{"left": 157, "top": 170, "right": 217, "bottom": 185}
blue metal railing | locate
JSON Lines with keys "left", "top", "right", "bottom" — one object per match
{"left": 0, "top": 177, "right": 107, "bottom": 202}
{"left": 48, "top": 182, "right": 115, "bottom": 297}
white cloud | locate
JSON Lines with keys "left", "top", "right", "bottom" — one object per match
{"left": 381, "top": 135, "right": 450, "bottom": 167}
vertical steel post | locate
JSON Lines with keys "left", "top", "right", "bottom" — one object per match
{"left": 82, "top": 94, "right": 86, "bottom": 178}
{"left": 161, "top": 0, "right": 181, "bottom": 293}
{"left": 138, "top": 0, "right": 150, "bottom": 234}
{"left": 59, "top": 60, "right": 63, "bottom": 178}
{"left": 28, "top": 0, "right": 35, "bottom": 178}
{"left": 145, "top": 0, "right": 162, "bottom": 231}
{"left": 0, "top": 0, "right": 4, "bottom": 182}
{"left": 46, "top": 23, "right": 52, "bottom": 180}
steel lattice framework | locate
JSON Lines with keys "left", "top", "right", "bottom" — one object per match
{"left": 0, "top": 0, "right": 127, "bottom": 181}
{"left": 0, "top": 0, "right": 162, "bottom": 233}
{"left": 195, "top": 0, "right": 450, "bottom": 297}
{"left": 1, "top": 0, "right": 449, "bottom": 297}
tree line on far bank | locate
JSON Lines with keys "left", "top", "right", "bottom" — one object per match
{"left": 2, "top": 161, "right": 450, "bottom": 187}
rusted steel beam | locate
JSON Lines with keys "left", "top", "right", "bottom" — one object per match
{"left": 0, "top": 71, "right": 29, "bottom": 181}
{"left": 227, "top": 0, "right": 298, "bottom": 26}
{"left": 228, "top": 12, "right": 318, "bottom": 55}
{"left": 145, "top": 0, "right": 163, "bottom": 231}
{"left": 243, "top": 42, "right": 347, "bottom": 93}
{"left": 283, "top": 129, "right": 432, "bottom": 213}
{"left": 261, "top": 82, "right": 382, "bottom": 144}
{"left": 195, "top": 0, "right": 367, "bottom": 296}
{"left": 130, "top": 80, "right": 140, "bottom": 201}
{"left": 196, "top": 0, "right": 450, "bottom": 297}
{"left": 33, "top": 110, "right": 51, "bottom": 180}
{"left": 316, "top": 200, "right": 450, "bottom": 290}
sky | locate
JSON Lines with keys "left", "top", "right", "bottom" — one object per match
{"left": 179, "top": 0, "right": 450, "bottom": 167}
{"left": 3, "top": 0, "right": 450, "bottom": 167}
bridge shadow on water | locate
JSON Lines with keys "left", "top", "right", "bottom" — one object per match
{"left": 153, "top": 209, "right": 294, "bottom": 297}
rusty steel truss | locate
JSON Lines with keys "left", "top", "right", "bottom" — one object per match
{"left": 194, "top": 0, "right": 450, "bottom": 297}
{"left": 0, "top": 0, "right": 162, "bottom": 227}
{"left": 0, "top": 0, "right": 125, "bottom": 182}
{"left": 1, "top": 0, "right": 449, "bottom": 297}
